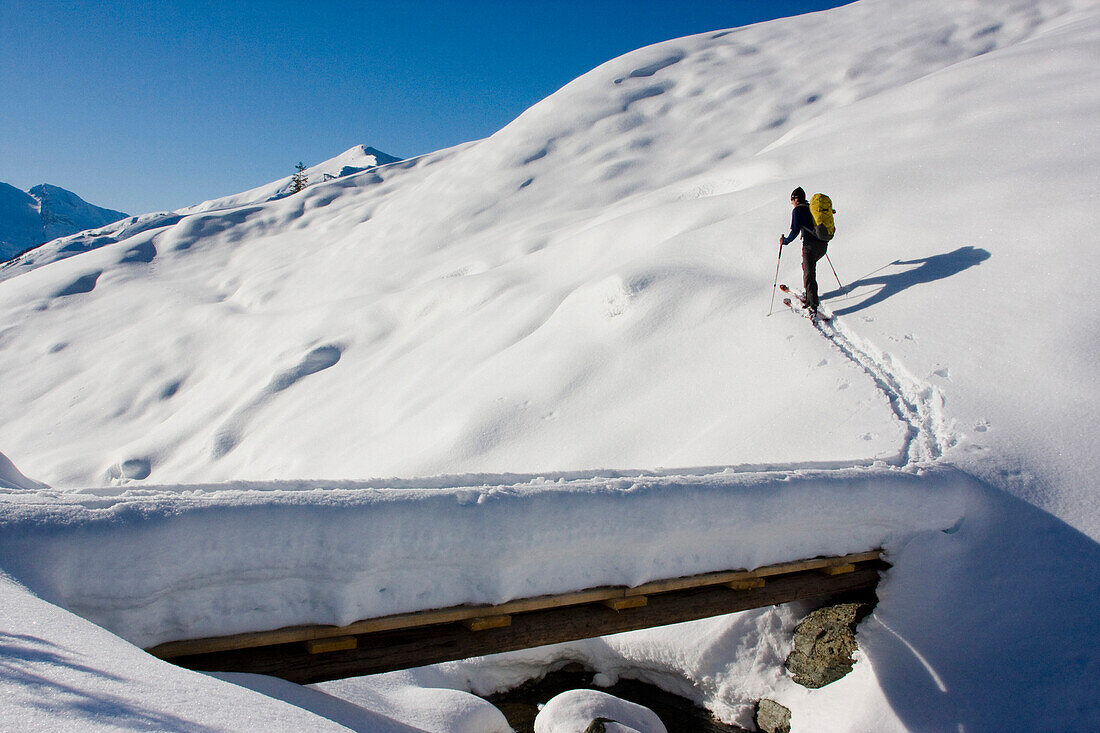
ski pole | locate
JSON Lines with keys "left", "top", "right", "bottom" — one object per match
{"left": 768, "top": 241, "right": 784, "bottom": 316}
{"left": 825, "top": 252, "right": 843, "bottom": 290}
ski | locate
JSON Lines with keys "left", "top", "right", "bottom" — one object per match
{"left": 780, "top": 284, "right": 832, "bottom": 323}
{"left": 782, "top": 297, "right": 832, "bottom": 322}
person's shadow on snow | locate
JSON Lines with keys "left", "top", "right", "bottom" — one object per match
{"left": 824, "top": 245, "right": 991, "bottom": 316}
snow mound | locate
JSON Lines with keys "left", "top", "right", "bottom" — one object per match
{"left": 0, "top": 450, "right": 49, "bottom": 490}
{"left": 535, "top": 689, "right": 665, "bottom": 733}
{"left": 310, "top": 671, "right": 513, "bottom": 733}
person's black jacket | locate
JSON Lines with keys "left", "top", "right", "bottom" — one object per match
{"left": 782, "top": 203, "right": 825, "bottom": 246}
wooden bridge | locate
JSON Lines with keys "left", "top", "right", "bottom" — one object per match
{"left": 148, "top": 550, "right": 886, "bottom": 684}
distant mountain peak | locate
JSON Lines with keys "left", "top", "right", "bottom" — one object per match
{"left": 0, "top": 182, "right": 127, "bottom": 261}
{"left": 181, "top": 144, "right": 402, "bottom": 214}
{"left": 354, "top": 145, "right": 402, "bottom": 164}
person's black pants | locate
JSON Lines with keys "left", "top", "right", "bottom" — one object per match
{"left": 802, "top": 239, "right": 828, "bottom": 310}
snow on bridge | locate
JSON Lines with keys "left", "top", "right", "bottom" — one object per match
{"left": 0, "top": 462, "right": 973, "bottom": 657}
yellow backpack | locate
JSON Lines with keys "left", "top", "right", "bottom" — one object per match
{"left": 809, "top": 193, "right": 836, "bottom": 242}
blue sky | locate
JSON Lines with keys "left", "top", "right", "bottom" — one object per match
{"left": 1, "top": 1, "right": 852, "bottom": 214}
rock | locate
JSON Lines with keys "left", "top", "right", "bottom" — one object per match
{"left": 583, "top": 718, "right": 614, "bottom": 733}
{"left": 755, "top": 699, "right": 791, "bottom": 733}
{"left": 784, "top": 602, "right": 870, "bottom": 688}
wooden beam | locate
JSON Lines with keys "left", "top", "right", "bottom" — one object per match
{"left": 149, "top": 550, "right": 883, "bottom": 660}
{"left": 147, "top": 587, "right": 621, "bottom": 658}
{"left": 161, "top": 562, "right": 885, "bottom": 684}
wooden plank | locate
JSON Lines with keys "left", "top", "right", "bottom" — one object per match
{"left": 166, "top": 564, "right": 884, "bottom": 684}
{"left": 820, "top": 564, "right": 856, "bottom": 575}
{"left": 150, "top": 624, "right": 349, "bottom": 659}
{"left": 626, "top": 550, "right": 880, "bottom": 593}
{"left": 601, "top": 596, "right": 648, "bottom": 611}
{"left": 355, "top": 587, "right": 626, "bottom": 634}
{"left": 149, "top": 549, "right": 884, "bottom": 660}
{"left": 627, "top": 569, "right": 758, "bottom": 596}
{"left": 305, "top": 636, "right": 357, "bottom": 654}
{"left": 462, "top": 615, "right": 512, "bottom": 632}
{"left": 149, "top": 587, "right": 624, "bottom": 658}
{"left": 752, "top": 550, "right": 881, "bottom": 577}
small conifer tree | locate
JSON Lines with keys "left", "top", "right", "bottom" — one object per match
{"left": 290, "top": 162, "right": 308, "bottom": 194}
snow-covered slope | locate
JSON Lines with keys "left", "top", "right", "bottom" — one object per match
{"left": 1, "top": 0, "right": 1098, "bottom": 730}
{"left": 0, "top": 182, "right": 127, "bottom": 261}
{"left": 1, "top": 0, "right": 1095, "bottom": 535}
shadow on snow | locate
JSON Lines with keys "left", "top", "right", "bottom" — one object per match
{"left": 862, "top": 482, "right": 1100, "bottom": 731}
{"left": 824, "top": 246, "right": 991, "bottom": 316}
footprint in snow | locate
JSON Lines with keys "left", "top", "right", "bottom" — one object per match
{"left": 613, "top": 52, "right": 686, "bottom": 84}
{"left": 107, "top": 458, "right": 152, "bottom": 481}
{"left": 52, "top": 271, "right": 101, "bottom": 298}
{"left": 118, "top": 241, "right": 156, "bottom": 264}
{"left": 268, "top": 345, "right": 343, "bottom": 393}
{"left": 120, "top": 458, "right": 151, "bottom": 480}
{"left": 212, "top": 344, "right": 345, "bottom": 459}
{"left": 160, "top": 379, "right": 184, "bottom": 400}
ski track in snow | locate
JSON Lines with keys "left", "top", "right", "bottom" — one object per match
{"left": 818, "top": 316, "right": 954, "bottom": 468}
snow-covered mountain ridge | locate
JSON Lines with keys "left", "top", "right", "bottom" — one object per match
{"left": 1, "top": 0, "right": 1097, "bottom": 729}
{"left": 0, "top": 144, "right": 398, "bottom": 278}
{"left": 180, "top": 144, "right": 401, "bottom": 215}
{"left": 0, "top": 181, "right": 127, "bottom": 261}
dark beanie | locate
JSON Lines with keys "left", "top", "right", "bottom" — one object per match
{"left": 791, "top": 187, "right": 806, "bottom": 203}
